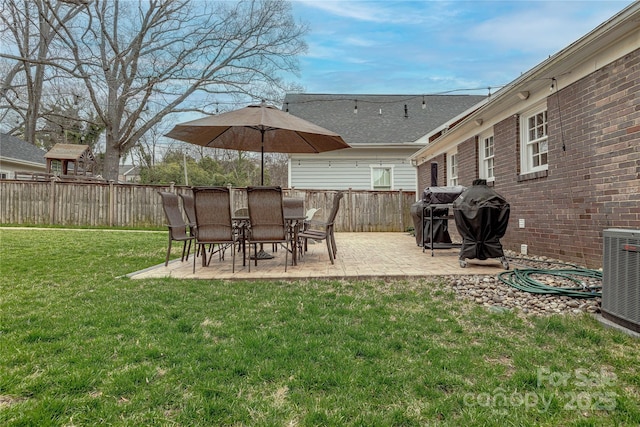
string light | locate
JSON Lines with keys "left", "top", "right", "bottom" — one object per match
{"left": 160, "top": 84, "right": 509, "bottom": 119}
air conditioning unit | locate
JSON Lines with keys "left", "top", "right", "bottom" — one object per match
{"left": 601, "top": 229, "right": 640, "bottom": 333}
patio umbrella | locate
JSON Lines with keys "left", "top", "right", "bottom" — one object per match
{"left": 165, "top": 101, "right": 350, "bottom": 185}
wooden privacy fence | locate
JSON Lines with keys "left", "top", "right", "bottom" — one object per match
{"left": 0, "top": 179, "right": 417, "bottom": 232}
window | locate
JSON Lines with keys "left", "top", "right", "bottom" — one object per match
{"left": 371, "top": 166, "right": 392, "bottom": 190}
{"left": 447, "top": 152, "right": 458, "bottom": 186}
{"left": 480, "top": 133, "right": 495, "bottom": 181}
{"left": 520, "top": 105, "right": 548, "bottom": 173}
{"left": 50, "top": 160, "right": 62, "bottom": 176}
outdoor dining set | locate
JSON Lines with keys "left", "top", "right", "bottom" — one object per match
{"left": 158, "top": 187, "right": 344, "bottom": 274}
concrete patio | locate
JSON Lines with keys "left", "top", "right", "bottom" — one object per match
{"left": 128, "top": 232, "right": 507, "bottom": 281}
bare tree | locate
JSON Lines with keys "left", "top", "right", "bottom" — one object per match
{"left": 0, "top": 0, "right": 86, "bottom": 142}
{"left": 48, "top": 0, "right": 307, "bottom": 181}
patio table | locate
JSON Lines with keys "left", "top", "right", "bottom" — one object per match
{"left": 233, "top": 212, "right": 307, "bottom": 266}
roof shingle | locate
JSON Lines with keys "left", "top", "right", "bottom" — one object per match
{"left": 0, "top": 133, "right": 46, "bottom": 164}
{"left": 283, "top": 93, "right": 486, "bottom": 145}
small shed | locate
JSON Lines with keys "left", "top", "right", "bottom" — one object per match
{"left": 44, "top": 143, "right": 96, "bottom": 177}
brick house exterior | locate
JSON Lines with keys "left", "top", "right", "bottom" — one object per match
{"left": 410, "top": 3, "right": 640, "bottom": 268}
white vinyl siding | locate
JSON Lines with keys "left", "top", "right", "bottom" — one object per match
{"left": 290, "top": 158, "right": 415, "bottom": 190}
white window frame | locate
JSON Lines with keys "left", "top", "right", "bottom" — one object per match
{"left": 370, "top": 165, "right": 393, "bottom": 190}
{"left": 479, "top": 132, "right": 495, "bottom": 182}
{"left": 447, "top": 151, "right": 458, "bottom": 186}
{"left": 520, "top": 103, "right": 549, "bottom": 174}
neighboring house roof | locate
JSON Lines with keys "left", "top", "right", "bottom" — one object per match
{"left": 283, "top": 93, "right": 486, "bottom": 147}
{"left": 119, "top": 165, "right": 140, "bottom": 176}
{"left": 0, "top": 133, "right": 46, "bottom": 166}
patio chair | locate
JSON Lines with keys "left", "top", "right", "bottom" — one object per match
{"left": 299, "top": 191, "right": 344, "bottom": 264}
{"left": 192, "top": 187, "right": 239, "bottom": 273}
{"left": 232, "top": 207, "right": 249, "bottom": 259}
{"left": 179, "top": 192, "right": 197, "bottom": 235}
{"left": 180, "top": 193, "right": 198, "bottom": 245}
{"left": 158, "top": 191, "right": 194, "bottom": 266}
{"left": 299, "top": 207, "right": 321, "bottom": 256}
{"left": 284, "top": 197, "right": 306, "bottom": 258}
{"left": 246, "top": 186, "right": 290, "bottom": 272}
{"left": 181, "top": 192, "right": 211, "bottom": 257}
{"left": 305, "top": 208, "right": 321, "bottom": 222}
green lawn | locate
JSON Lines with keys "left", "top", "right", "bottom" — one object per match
{"left": 1, "top": 228, "right": 639, "bottom": 426}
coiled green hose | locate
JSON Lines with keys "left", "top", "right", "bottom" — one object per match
{"left": 497, "top": 265, "right": 602, "bottom": 299}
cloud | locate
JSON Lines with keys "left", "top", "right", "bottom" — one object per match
{"left": 290, "top": 0, "right": 635, "bottom": 94}
{"left": 295, "top": 0, "right": 409, "bottom": 24}
{"left": 466, "top": 2, "right": 626, "bottom": 54}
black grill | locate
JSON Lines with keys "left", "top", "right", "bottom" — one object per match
{"left": 453, "top": 180, "right": 510, "bottom": 269}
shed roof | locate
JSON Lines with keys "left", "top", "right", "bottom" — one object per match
{"left": 282, "top": 93, "right": 486, "bottom": 146}
{"left": 0, "top": 133, "right": 46, "bottom": 164}
{"left": 44, "top": 143, "right": 94, "bottom": 161}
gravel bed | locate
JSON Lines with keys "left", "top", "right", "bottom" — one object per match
{"left": 443, "top": 250, "right": 602, "bottom": 316}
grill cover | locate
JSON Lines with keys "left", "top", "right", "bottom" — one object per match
{"left": 422, "top": 186, "right": 466, "bottom": 204}
{"left": 410, "top": 200, "right": 452, "bottom": 246}
{"left": 413, "top": 186, "right": 466, "bottom": 246}
{"left": 453, "top": 182, "right": 510, "bottom": 260}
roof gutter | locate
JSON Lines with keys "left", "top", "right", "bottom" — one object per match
{"left": 0, "top": 157, "right": 46, "bottom": 169}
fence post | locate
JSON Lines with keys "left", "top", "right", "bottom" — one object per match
{"left": 49, "top": 177, "right": 56, "bottom": 224}
{"left": 109, "top": 180, "right": 115, "bottom": 227}
{"left": 347, "top": 188, "right": 353, "bottom": 232}
{"left": 399, "top": 189, "right": 404, "bottom": 231}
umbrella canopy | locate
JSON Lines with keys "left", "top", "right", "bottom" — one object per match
{"left": 165, "top": 102, "right": 350, "bottom": 184}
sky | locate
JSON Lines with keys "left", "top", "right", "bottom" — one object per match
{"left": 288, "top": 0, "right": 635, "bottom": 96}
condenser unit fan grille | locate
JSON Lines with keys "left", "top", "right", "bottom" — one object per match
{"left": 601, "top": 229, "right": 640, "bottom": 333}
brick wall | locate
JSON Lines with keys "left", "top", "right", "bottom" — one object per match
{"left": 415, "top": 48, "right": 639, "bottom": 268}
{"left": 417, "top": 153, "right": 447, "bottom": 191}
{"left": 457, "top": 135, "right": 478, "bottom": 186}
{"left": 494, "top": 48, "right": 640, "bottom": 268}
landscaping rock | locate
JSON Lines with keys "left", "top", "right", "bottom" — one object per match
{"left": 444, "top": 250, "right": 602, "bottom": 316}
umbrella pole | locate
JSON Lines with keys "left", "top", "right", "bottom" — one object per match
{"left": 261, "top": 129, "right": 265, "bottom": 185}
{"left": 254, "top": 128, "right": 274, "bottom": 260}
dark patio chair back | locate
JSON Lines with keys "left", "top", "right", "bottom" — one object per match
{"left": 179, "top": 192, "right": 197, "bottom": 232}
{"left": 299, "top": 191, "right": 344, "bottom": 264}
{"left": 192, "top": 187, "right": 237, "bottom": 273}
{"left": 193, "top": 187, "right": 235, "bottom": 241}
{"left": 158, "top": 191, "right": 194, "bottom": 266}
{"left": 246, "top": 186, "right": 289, "bottom": 271}
{"left": 283, "top": 197, "right": 305, "bottom": 218}
{"left": 326, "top": 191, "right": 344, "bottom": 226}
